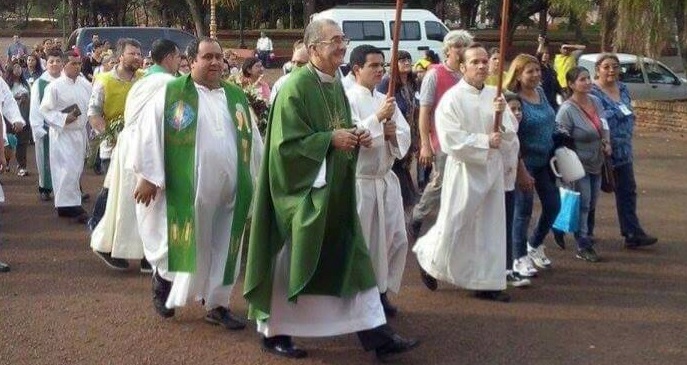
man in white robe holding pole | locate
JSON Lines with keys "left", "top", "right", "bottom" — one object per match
{"left": 29, "top": 49, "right": 63, "bottom": 202}
{"left": 131, "top": 38, "right": 262, "bottom": 327}
{"left": 90, "top": 39, "right": 181, "bottom": 273}
{"left": 346, "top": 44, "right": 411, "bottom": 317}
{"left": 40, "top": 51, "right": 91, "bottom": 223}
{"left": 413, "top": 43, "right": 518, "bottom": 302}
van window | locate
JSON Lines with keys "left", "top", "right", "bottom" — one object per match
{"left": 389, "top": 21, "right": 421, "bottom": 41}
{"left": 644, "top": 63, "right": 678, "bottom": 84}
{"left": 343, "top": 21, "right": 385, "bottom": 41}
{"left": 425, "top": 21, "right": 447, "bottom": 42}
{"left": 619, "top": 63, "right": 644, "bottom": 84}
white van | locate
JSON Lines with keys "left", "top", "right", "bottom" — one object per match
{"left": 311, "top": 6, "right": 449, "bottom": 63}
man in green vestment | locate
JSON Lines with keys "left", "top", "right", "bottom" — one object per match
{"left": 244, "top": 19, "right": 418, "bottom": 361}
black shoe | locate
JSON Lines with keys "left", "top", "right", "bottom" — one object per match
{"left": 474, "top": 290, "right": 511, "bottom": 302}
{"left": 152, "top": 271, "right": 175, "bottom": 318}
{"left": 0, "top": 261, "right": 10, "bottom": 273}
{"left": 39, "top": 192, "right": 51, "bottom": 202}
{"left": 93, "top": 250, "right": 129, "bottom": 270}
{"left": 409, "top": 219, "right": 422, "bottom": 239}
{"left": 419, "top": 266, "right": 437, "bottom": 291}
{"left": 625, "top": 234, "right": 658, "bottom": 249}
{"left": 553, "top": 230, "right": 566, "bottom": 250}
{"left": 140, "top": 258, "right": 153, "bottom": 274}
{"left": 205, "top": 307, "right": 246, "bottom": 330}
{"left": 81, "top": 193, "right": 90, "bottom": 202}
{"left": 380, "top": 292, "right": 398, "bottom": 318}
{"left": 262, "top": 336, "right": 308, "bottom": 359}
{"left": 375, "top": 334, "right": 419, "bottom": 362}
{"left": 576, "top": 247, "right": 601, "bottom": 263}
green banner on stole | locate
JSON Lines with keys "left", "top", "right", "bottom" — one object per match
{"left": 163, "top": 75, "right": 254, "bottom": 284}
{"left": 38, "top": 78, "right": 52, "bottom": 191}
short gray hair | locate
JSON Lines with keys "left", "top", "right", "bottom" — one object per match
{"left": 442, "top": 30, "right": 474, "bottom": 56}
{"left": 304, "top": 18, "right": 339, "bottom": 48}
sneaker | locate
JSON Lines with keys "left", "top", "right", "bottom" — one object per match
{"left": 528, "top": 243, "right": 552, "bottom": 268}
{"left": 576, "top": 247, "right": 600, "bottom": 262}
{"left": 0, "top": 260, "right": 10, "bottom": 273}
{"left": 152, "top": 270, "right": 174, "bottom": 318}
{"left": 513, "top": 256, "right": 538, "bottom": 277}
{"left": 506, "top": 271, "right": 531, "bottom": 288}
{"left": 625, "top": 234, "right": 658, "bottom": 249}
{"left": 140, "top": 258, "right": 153, "bottom": 274}
{"left": 93, "top": 250, "right": 129, "bottom": 270}
{"left": 205, "top": 307, "right": 246, "bottom": 330}
{"left": 17, "top": 168, "right": 27, "bottom": 176}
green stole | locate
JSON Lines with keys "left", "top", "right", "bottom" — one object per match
{"left": 38, "top": 78, "right": 52, "bottom": 190}
{"left": 163, "top": 74, "right": 254, "bottom": 284}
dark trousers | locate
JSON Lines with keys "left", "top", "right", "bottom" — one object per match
{"left": 613, "top": 162, "right": 645, "bottom": 237}
{"left": 90, "top": 188, "right": 109, "bottom": 228}
{"left": 505, "top": 190, "right": 514, "bottom": 270}
{"left": 357, "top": 324, "right": 397, "bottom": 351}
{"left": 16, "top": 125, "right": 32, "bottom": 169}
{"left": 258, "top": 50, "right": 271, "bottom": 68}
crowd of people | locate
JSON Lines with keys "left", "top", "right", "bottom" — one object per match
{"left": 0, "top": 21, "right": 659, "bottom": 360}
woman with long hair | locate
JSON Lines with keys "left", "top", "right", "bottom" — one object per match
{"left": 376, "top": 50, "right": 420, "bottom": 214}
{"left": 241, "top": 57, "right": 271, "bottom": 102}
{"left": 536, "top": 47, "right": 562, "bottom": 111}
{"left": 503, "top": 54, "right": 559, "bottom": 278}
{"left": 556, "top": 67, "right": 610, "bottom": 262}
{"left": 590, "top": 53, "right": 657, "bottom": 248}
{"left": 3, "top": 61, "right": 32, "bottom": 176}
{"left": 23, "top": 53, "right": 44, "bottom": 84}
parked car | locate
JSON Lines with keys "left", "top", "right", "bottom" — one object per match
{"left": 311, "top": 6, "right": 449, "bottom": 63}
{"left": 67, "top": 27, "right": 196, "bottom": 57}
{"left": 578, "top": 53, "right": 687, "bottom": 101}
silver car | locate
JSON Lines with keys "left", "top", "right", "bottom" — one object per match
{"left": 578, "top": 53, "right": 687, "bottom": 101}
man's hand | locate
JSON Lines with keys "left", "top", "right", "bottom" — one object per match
{"left": 516, "top": 162, "right": 535, "bottom": 192}
{"left": 419, "top": 143, "right": 434, "bottom": 167}
{"left": 134, "top": 179, "right": 158, "bottom": 207}
{"left": 65, "top": 110, "right": 79, "bottom": 125}
{"left": 355, "top": 128, "right": 373, "bottom": 148}
{"left": 375, "top": 97, "right": 396, "bottom": 123}
{"left": 332, "top": 128, "right": 359, "bottom": 151}
{"left": 383, "top": 120, "right": 397, "bottom": 145}
{"left": 12, "top": 122, "right": 24, "bottom": 133}
{"left": 489, "top": 132, "right": 502, "bottom": 149}
{"left": 493, "top": 96, "right": 506, "bottom": 113}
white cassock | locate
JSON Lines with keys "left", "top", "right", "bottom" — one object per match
{"left": 91, "top": 72, "right": 176, "bottom": 259}
{"left": 1, "top": 78, "right": 26, "bottom": 203}
{"left": 413, "top": 79, "right": 517, "bottom": 291}
{"left": 347, "top": 83, "right": 411, "bottom": 294}
{"left": 29, "top": 71, "right": 58, "bottom": 191}
{"left": 132, "top": 83, "right": 263, "bottom": 310}
{"left": 39, "top": 74, "right": 91, "bottom": 208}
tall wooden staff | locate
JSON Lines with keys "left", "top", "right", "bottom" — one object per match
{"left": 494, "top": 0, "right": 511, "bottom": 132}
{"left": 386, "top": 0, "right": 404, "bottom": 99}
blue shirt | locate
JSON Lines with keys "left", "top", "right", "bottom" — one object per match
{"left": 590, "top": 82, "right": 634, "bottom": 167}
{"left": 519, "top": 87, "right": 557, "bottom": 169}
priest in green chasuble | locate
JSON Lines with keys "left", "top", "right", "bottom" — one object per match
{"left": 243, "top": 19, "right": 418, "bottom": 361}
{"left": 131, "top": 38, "right": 263, "bottom": 328}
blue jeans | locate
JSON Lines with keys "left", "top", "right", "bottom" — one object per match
{"left": 505, "top": 190, "right": 514, "bottom": 270}
{"left": 613, "top": 163, "right": 646, "bottom": 237}
{"left": 513, "top": 164, "right": 560, "bottom": 258}
{"left": 573, "top": 173, "right": 601, "bottom": 249}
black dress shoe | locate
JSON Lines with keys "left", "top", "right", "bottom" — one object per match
{"left": 93, "top": 250, "right": 129, "bottom": 270}
{"left": 375, "top": 334, "right": 419, "bottom": 362}
{"left": 262, "top": 336, "right": 308, "bottom": 359}
{"left": 152, "top": 271, "right": 175, "bottom": 318}
{"left": 625, "top": 234, "right": 658, "bottom": 248}
{"left": 380, "top": 292, "right": 398, "bottom": 318}
{"left": 419, "top": 266, "right": 437, "bottom": 291}
{"left": 205, "top": 307, "right": 246, "bottom": 330}
{"left": 553, "top": 230, "right": 566, "bottom": 250}
{"left": 0, "top": 261, "right": 10, "bottom": 273}
{"left": 474, "top": 290, "right": 511, "bottom": 302}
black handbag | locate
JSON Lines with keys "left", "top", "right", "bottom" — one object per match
{"left": 600, "top": 157, "right": 615, "bottom": 193}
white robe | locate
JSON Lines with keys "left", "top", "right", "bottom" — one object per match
{"left": 132, "top": 82, "right": 263, "bottom": 311}
{"left": 29, "top": 72, "right": 58, "bottom": 190}
{"left": 39, "top": 74, "right": 91, "bottom": 208}
{"left": 1, "top": 78, "right": 26, "bottom": 203}
{"left": 256, "top": 68, "right": 386, "bottom": 338}
{"left": 347, "top": 83, "right": 411, "bottom": 294}
{"left": 91, "top": 72, "right": 175, "bottom": 259}
{"left": 413, "top": 79, "right": 518, "bottom": 291}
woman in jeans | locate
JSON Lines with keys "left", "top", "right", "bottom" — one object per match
{"left": 504, "top": 54, "right": 559, "bottom": 277}
{"left": 556, "top": 67, "right": 610, "bottom": 262}
{"left": 591, "top": 54, "right": 657, "bottom": 248}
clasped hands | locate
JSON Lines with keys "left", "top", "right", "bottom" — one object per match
{"left": 332, "top": 127, "right": 372, "bottom": 151}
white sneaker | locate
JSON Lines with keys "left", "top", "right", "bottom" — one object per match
{"left": 17, "top": 168, "right": 27, "bottom": 177}
{"left": 507, "top": 270, "right": 532, "bottom": 288}
{"left": 513, "top": 256, "right": 538, "bottom": 277}
{"left": 528, "top": 243, "right": 552, "bottom": 268}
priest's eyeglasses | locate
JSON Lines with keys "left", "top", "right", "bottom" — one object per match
{"left": 318, "top": 37, "right": 351, "bottom": 46}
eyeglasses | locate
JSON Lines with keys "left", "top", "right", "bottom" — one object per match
{"left": 318, "top": 37, "right": 350, "bottom": 46}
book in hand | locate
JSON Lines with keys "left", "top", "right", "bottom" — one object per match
{"left": 61, "top": 104, "right": 82, "bottom": 117}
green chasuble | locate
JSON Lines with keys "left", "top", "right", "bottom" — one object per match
{"left": 37, "top": 78, "right": 52, "bottom": 190}
{"left": 244, "top": 65, "right": 377, "bottom": 321}
{"left": 163, "top": 74, "right": 254, "bottom": 285}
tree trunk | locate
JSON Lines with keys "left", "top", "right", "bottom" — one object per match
{"left": 675, "top": 0, "right": 687, "bottom": 73}
{"left": 303, "top": 0, "right": 315, "bottom": 26}
{"left": 185, "top": 0, "right": 206, "bottom": 36}
{"left": 599, "top": 0, "right": 617, "bottom": 52}
{"left": 70, "top": 0, "right": 79, "bottom": 30}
